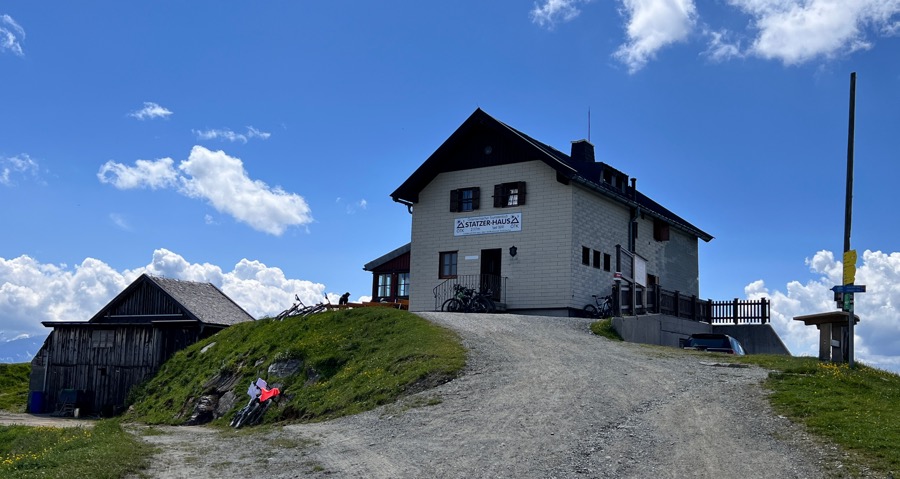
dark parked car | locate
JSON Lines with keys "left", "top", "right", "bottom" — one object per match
{"left": 680, "top": 333, "right": 746, "bottom": 355}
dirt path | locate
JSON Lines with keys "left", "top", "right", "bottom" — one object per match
{"left": 128, "top": 313, "right": 841, "bottom": 478}
{"left": 0, "top": 412, "right": 94, "bottom": 428}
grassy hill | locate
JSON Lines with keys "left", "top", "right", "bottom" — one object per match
{"left": 125, "top": 307, "right": 466, "bottom": 425}
{"left": 0, "top": 363, "right": 30, "bottom": 412}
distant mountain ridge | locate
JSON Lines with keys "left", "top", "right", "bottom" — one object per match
{"left": 0, "top": 334, "right": 48, "bottom": 364}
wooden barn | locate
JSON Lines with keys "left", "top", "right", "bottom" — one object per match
{"left": 28, "top": 274, "right": 254, "bottom": 416}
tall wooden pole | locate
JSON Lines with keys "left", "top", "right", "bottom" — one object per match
{"left": 845, "top": 72, "right": 856, "bottom": 367}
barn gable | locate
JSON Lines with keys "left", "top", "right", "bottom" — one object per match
{"left": 87, "top": 274, "right": 254, "bottom": 327}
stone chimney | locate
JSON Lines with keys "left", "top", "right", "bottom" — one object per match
{"left": 570, "top": 140, "right": 595, "bottom": 163}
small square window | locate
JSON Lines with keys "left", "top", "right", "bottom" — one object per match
{"left": 603, "top": 253, "right": 611, "bottom": 272}
{"left": 593, "top": 250, "right": 601, "bottom": 269}
{"left": 582, "top": 247, "right": 590, "bottom": 266}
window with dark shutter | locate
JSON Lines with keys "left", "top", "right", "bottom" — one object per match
{"left": 653, "top": 219, "right": 670, "bottom": 241}
{"left": 451, "top": 187, "right": 480, "bottom": 212}
{"left": 493, "top": 181, "right": 526, "bottom": 208}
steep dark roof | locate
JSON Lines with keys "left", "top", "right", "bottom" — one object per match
{"left": 147, "top": 275, "right": 255, "bottom": 326}
{"left": 391, "top": 108, "right": 712, "bottom": 242}
{"left": 364, "top": 243, "right": 411, "bottom": 272}
{"left": 79, "top": 274, "right": 254, "bottom": 327}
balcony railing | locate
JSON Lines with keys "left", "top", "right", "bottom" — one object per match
{"left": 613, "top": 283, "right": 769, "bottom": 325}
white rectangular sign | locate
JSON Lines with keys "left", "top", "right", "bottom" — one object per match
{"left": 634, "top": 254, "right": 647, "bottom": 287}
{"left": 454, "top": 213, "right": 522, "bottom": 236}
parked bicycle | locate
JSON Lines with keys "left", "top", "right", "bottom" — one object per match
{"left": 442, "top": 284, "right": 495, "bottom": 313}
{"left": 230, "top": 378, "right": 281, "bottom": 428}
{"left": 276, "top": 294, "right": 331, "bottom": 320}
{"left": 583, "top": 294, "right": 613, "bottom": 319}
{"left": 276, "top": 295, "right": 305, "bottom": 320}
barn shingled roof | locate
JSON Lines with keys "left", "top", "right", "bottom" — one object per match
{"left": 147, "top": 275, "right": 255, "bottom": 326}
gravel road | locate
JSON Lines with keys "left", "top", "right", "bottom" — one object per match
{"left": 128, "top": 313, "right": 852, "bottom": 478}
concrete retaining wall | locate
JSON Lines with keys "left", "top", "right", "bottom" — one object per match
{"left": 612, "top": 314, "right": 789, "bottom": 355}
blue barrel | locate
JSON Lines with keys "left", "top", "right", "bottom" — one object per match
{"left": 27, "top": 391, "right": 45, "bottom": 414}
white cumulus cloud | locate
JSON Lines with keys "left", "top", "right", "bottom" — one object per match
{"left": 0, "top": 255, "right": 132, "bottom": 336}
{"left": 529, "top": 0, "right": 900, "bottom": 71}
{"left": 0, "top": 250, "right": 332, "bottom": 338}
{"left": 728, "top": 0, "right": 900, "bottom": 65}
{"left": 97, "top": 146, "right": 312, "bottom": 235}
{"left": 97, "top": 157, "right": 179, "bottom": 189}
{"left": 1, "top": 14, "right": 25, "bottom": 56}
{"left": 129, "top": 101, "right": 173, "bottom": 120}
{"left": 177, "top": 146, "right": 312, "bottom": 235}
{"left": 747, "top": 249, "right": 900, "bottom": 373}
{"left": 614, "top": 0, "right": 698, "bottom": 73}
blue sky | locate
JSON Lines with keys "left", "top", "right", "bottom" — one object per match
{"left": 2, "top": 1, "right": 899, "bottom": 371}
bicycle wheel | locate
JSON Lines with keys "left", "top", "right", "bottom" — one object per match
{"left": 599, "top": 303, "right": 612, "bottom": 318}
{"left": 442, "top": 298, "right": 462, "bottom": 312}
{"left": 234, "top": 401, "right": 260, "bottom": 429}
{"left": 229, "top": 406, "right": 246, "bottom": 427}
{"left": 482, "top": 296, "right": 496, "bottom": 313}
{"left": 474, "top": 296, "right": 493, "bottom": 313}
{"left": 246, "top": 400, "right": 271, "bottom": 426}
{"left": 583, "top": 304, "right": 598, "bottom": 318}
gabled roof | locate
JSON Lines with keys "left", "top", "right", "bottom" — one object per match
{"left": 78, "top": 274, "right": 254, "bottom": 327}
{"left": 391, "top": 108, "right": 712, "bottom": 242}
{"left": 145, "top": 275, "right": 255, "bottom": 326}
{"left": 364, "top": 243, "right": 411, "bottom": 272}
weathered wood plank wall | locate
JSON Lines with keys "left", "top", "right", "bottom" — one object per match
{"left": 43, "top": 325, "right": 201, "bottom": 415}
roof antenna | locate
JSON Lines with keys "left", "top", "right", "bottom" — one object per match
{"left": 588, "top": 107, "right": 591, "bottom": 143}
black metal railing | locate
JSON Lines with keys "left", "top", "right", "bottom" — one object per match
{"left": 433, "top": 274, "right": 506, "bottom": 311}
{"left": 613, "top": 282, "right": 769, "bottom": 324}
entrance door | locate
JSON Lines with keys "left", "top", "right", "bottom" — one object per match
{"left": 480, "top": 249, "right": 502, "bottom": 300}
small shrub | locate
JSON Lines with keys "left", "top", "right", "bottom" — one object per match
{"left": 590, "top": 319, "right": 623, "bottom": 341}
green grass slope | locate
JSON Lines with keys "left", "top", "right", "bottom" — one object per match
{"left": 0, "top": 364, "right": 30, "bottom": 413}
{"left": 126, "top": 308, "right": 466, "bottom": 425}
{"left": 736, "top": 355, "right": 900, "bottom": 476}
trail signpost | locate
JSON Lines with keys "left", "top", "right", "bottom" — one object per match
{"left": 842, "top": 73, "right": 858, "bottom": 367}
{"left": 832, "top": 284, "right": 865, "bottom": 294}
